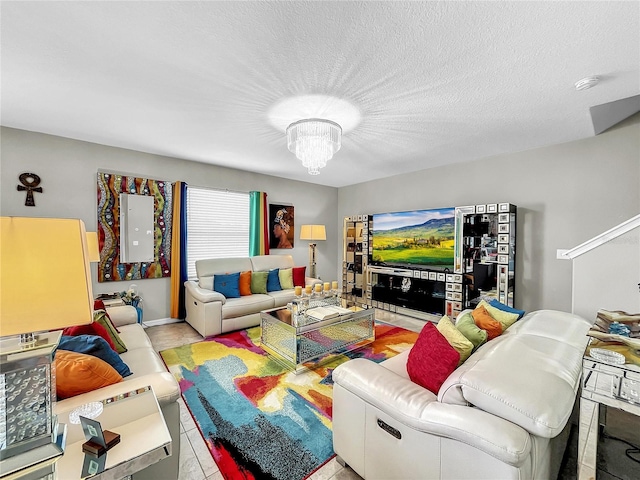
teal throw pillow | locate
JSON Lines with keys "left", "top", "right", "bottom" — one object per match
{"left": 267, "top": 268, "right": 282, "bottom": 292}
{"left": 488, "top": 299, "right": 526, "bottom": 320}
{"left": 214, "top": 272, "right": 241, "bottom": 298}
{"left": 251, "top": 271, "right": 268, "bottom": 294}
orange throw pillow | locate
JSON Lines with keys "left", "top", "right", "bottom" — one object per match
{"left": 239, "top": 271, "right": 252, "bottom": 296}
{"left": 55, "top": 350, "right": 122, "bottom": 399}
{"left": 472, "top": 305, "right": 503, "bottom": 340}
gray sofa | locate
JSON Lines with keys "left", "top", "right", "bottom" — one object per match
{"left": 184, "top": 254, "right": 321, "bottom": 337}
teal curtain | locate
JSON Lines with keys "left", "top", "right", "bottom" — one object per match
{"left": 249, "top": 191, "right": 269, "bottom": 256}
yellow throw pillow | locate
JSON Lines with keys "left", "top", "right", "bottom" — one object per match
{"left": 278, "top": 267, "right": 295, "bottom": 290}
{"left": 55, "top": 350, "right": 122, "bottom": 399}
{"left": 437, "top": 315, "right": 474, "bottom": 365}
{"left": 478, "top": 299, "right": 519, "bottom": 330}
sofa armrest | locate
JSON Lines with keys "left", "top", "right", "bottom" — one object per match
{"left": 305, "top": 276, "right": 323, "bottom": 286}
{"left": 106, "top": 305, "right": 139, "bottom": 327}
{"left": 333, "top": 359, "right": 531, "bottom": 467}
{"left": 184, "top": 280, "right": 226, "bottom": 304}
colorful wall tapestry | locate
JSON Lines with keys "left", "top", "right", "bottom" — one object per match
{"left": 97, "top": 172, "right": 173, "bottom": 282}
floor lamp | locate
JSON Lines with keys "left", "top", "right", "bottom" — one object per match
{"left": 300, "top": 225, "right": 326, "bottom": 279}
{"left": 0, "top": 217, "right": 94, "bottom": 477}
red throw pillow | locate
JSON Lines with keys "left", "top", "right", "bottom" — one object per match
{"left": 406, "top": 322, "right": 460, "bottom": 394}
{"left": 292, "top": 266, "right": 306, "bottom": 287}
{"left": 63, "top": 322, "right": 116, "bottom": 351}
{"left": 472, "top": 305, "right": 503, "bottom": 340}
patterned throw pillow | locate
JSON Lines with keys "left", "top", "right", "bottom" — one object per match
{"left": 278, "top": 268, "right": 294, "bottom": 290}
{"left": 55, "top": 350, "right": 122, "bottom": 399}
{"left": 436, "top": 315, "right": 474, "bottom": 365}
{"left": 251, "top": 271, "right": 269, "bottom": 294}
{"left": 214, "top": 272, "right": 241, "bottom": 298}
{"left": 472, "top": 305, "right": 503, "bottom": 340}
{"left": 406, "top": 322, "right": 460, "bottom": 394}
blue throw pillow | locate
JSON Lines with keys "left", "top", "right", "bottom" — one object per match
{"left": 58, "top": 335, "right": 132, "bottom": 377}
{"left": 488, "top": 299, "right": 526, "bottom": 320}
{"left": 214, "top": 272, "right": 241, "bottom": 298}
{"left": 267, "top": 268, "right": 281, "bottom": 292}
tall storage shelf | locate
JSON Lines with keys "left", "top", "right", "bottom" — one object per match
{"left": 344, "top": 203, "right": 517, "bottom": 320}
{"left": 342, "top": 215, "right": 371, "bottom": 308}
{"left": 448, "top": 203, "right": 517, "bottom": 318}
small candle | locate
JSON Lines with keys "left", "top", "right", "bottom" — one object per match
{"left": 324, "top": 282, "right": 330, "bottom": 291}
{"left": 305, "top": 285, "right": 313, "bottom": 295}
{"left": 314, "top": 284, "right": 322, "bottom": 293}
{"left": 294, "top": 286, "right": 302, "bottom": 296}
{"left": 332, "top": 281, "right": 338, "bottom": 290}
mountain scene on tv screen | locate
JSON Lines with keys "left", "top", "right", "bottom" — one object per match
{"left": 372, "top": 210, "right": 455, "bottom": 268}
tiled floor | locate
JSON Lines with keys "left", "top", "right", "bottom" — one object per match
{"left": 145, "top": 310, "right": 426, "bottom": 480}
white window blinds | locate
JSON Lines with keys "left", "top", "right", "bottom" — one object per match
{"left": 186, "top": 186, "right": 250, "bottom": 280}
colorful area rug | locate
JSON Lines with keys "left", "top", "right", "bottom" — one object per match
{"left": 160, "top": 323, "right": 418, "bottom": 480}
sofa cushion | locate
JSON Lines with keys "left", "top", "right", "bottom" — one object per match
{"left": 489, "top": 298, "right": 526, "bottom": 320}
{"left": 455, "top": 312, "right": 488, "bottom": 348}
{"left": 117, "top": 323, "right": 153, "bottom": 350}
{"left": 63, "top": 321, "right": 116, "bottom": 351}
{"left": 278, "top": 267, "right": 294, "bottom": 289}
{"left": 251, "top": 271, "right": 268, "bottom": 294}
{"left": 250, "top": 254, "right": 295, "bottom": 272}
{"left": 267, "top": 289, "right": 296, "bottom": 308}
{"left": 58, "top": 335, "right": 132, "bottom": 377}
{"left": 55, "top": 350, "right": 122, "bottom": 399}
{"left": 407, "top": 322, "right": 460, "bottom": 394}
{"left": 437, "top": 315, "right": 474, "bottom": 365}
{"left": 267, "top": 268, "right": 281, "bottom": 291}
{"left": 239, "top": 271, "right": 252, "bottom": 295}
{"left": 478, "top": 299, "right": 520, "bottom": 330}
{"left": 472, "top": 305, "right": 503, "bottom": 340}
{"left": 222, "top": 294, "right": 274, "bottom": 319}
{"left": 94, "top": 310, "right": 128, "bottom": 354}
{"left": 214, "top": 272, "right": 241, "bottom": 298}
{"left": 292, "top": 266, "right": 306, "bottom": 287}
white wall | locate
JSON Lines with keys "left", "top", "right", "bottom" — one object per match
{"left": 1, "top": 127, "right": 339, "bottom": 321}
{"left": 337, "top": 113, "right": 640, "bottom": 315}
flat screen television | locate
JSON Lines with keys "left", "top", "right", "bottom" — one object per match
{"left": 371, "top": 207, "right": 455, "bottom": 270}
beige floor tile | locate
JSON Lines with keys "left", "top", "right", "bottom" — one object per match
{"left": 178, "top": 431, "right": 205, "bottom": 480}
{"left": 308, "top": 457, "right": 344, "bottom": 480}
{"left": 178, "top": 398, "right": 199, "bottom": 433}
{"left": 186, "top": 427, "right": 220, "bottom": 477}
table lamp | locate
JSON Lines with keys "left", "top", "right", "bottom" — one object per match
{"left": 0, "top": 217, "right": 94, "bottom": 477}
{"left": 300, "top": 225, "right": 326, "bottom": 279}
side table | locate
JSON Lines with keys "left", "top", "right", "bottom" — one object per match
{"left": 578, "top": 354, "right": 640, "bottom": 479}
{"left": 55, "top": 386, "right": 171, "bottom": 480}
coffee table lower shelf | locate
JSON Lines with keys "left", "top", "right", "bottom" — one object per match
{"left": 260, "top": 307, "right": 375, "bottom": 373}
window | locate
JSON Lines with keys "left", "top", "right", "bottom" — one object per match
{"left": 186, "top": 187, "right": 250, "bottom": 279}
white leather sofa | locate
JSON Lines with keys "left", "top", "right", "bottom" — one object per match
{"left": 184, "top": 254, "right": 321, "bottom": 338}
{"left": 332, "top": 309, "right": 592, "bottom": 480}
{"left": 56, "top": 306, "right": 181, "bottom": 480}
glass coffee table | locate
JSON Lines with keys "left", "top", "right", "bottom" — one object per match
{"left": 260, "top": 302, "right": 375, "bottom": 373}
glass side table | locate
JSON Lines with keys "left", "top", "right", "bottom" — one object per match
{"left": 578, "top": 353, "right": 640, "bottom": 479}
{"left": 55, "top": 386, "right": 171, "bottom": 480}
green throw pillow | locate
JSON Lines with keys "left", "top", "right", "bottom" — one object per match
{"left": 437, "top": 315, "right": 474, "bottom": 365}
{"left": 93, "top": 310, "right": 128, "bottom": 354}
{"left": 455, "top": 312, "right": 487, "bottom": 349}
{"left": 250, "top": 271, "right": 269, "bottom": 294}
{"left": 278, "top": 267, "right": 294, "bottom": 290}
{"left": 478, "top": 299, "right": 519, "bottom": 330}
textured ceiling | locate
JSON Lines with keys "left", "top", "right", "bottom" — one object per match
{"left": 2, "top": 1, "right": 639, "bottom": 187}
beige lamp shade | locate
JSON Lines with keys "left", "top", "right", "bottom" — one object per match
{"left": 0, "top": 217, "right": 94, "bottom": 336}
{"left": 86, "top": 231, "right": 100, "bottom": 263}
{"left": 300, "top": 225, "right": 326, "bottom": 241}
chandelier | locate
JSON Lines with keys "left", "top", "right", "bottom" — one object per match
{"left": 286, "top": 119, "right": 342, "bottom": 175}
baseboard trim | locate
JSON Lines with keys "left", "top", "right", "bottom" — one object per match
{"left": 142, "top": 317, "right": 183, "bottom": 327}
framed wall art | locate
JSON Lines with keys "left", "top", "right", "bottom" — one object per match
{"left": 269, "top": 203, "right": 294, "bottom": 249}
